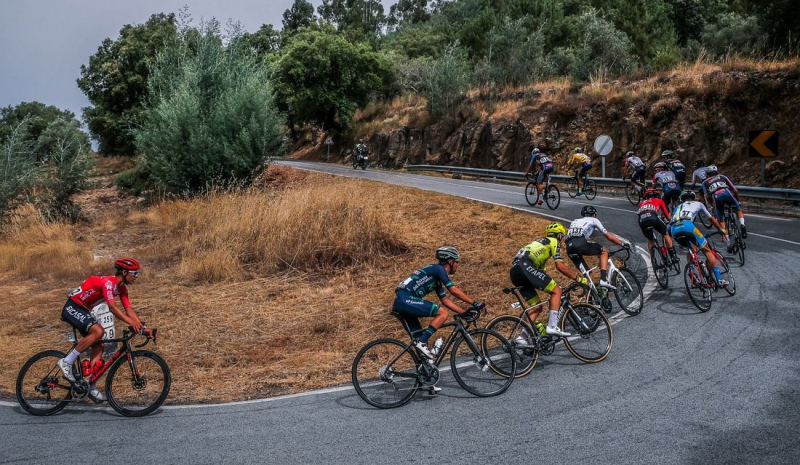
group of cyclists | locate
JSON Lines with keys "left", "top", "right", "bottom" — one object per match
{"left": 524, "top": 147, "right": 594, "bottom": 202}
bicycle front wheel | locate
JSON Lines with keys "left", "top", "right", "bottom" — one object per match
{"left": 566, "top": 177, "right": 578, "bottom": 198}
{"left": 352, "top": 338, "right": 420, "bottom": 409}
{"left": 451, "top": 329, "right": 515, "bottom": 397}
{"left": 624, "top": 185, "right": 638, "bottom": 205}
{"left": 524, "top": 181, "right": 538, "bottom": 206}
{"left": 16, "top": 350, "right": 71, "bottom": 416}
{"left": 560, "top": 304, "right": 613, "bottom": 363}
{"left": 684, "top": 263, "right": 712, "bottom": 312}
{"left": 546, "top": 185, "right": 561, "bottom": 210}
{"left": 483, "top": 315, "right": 539, "bottom": 378}
{"left": 106, "top": 350, "right": 171, "bottom": 417}
{"left": 584, "top": 179, "right": 597, "bottom": 200}
{"left": 717, "top": 254, "right": 736, "bottom": 296}
{"left": 612, "top": 267, "right": 644, "bottom": 316}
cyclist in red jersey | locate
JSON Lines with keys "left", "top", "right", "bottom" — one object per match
{"left": 58, "top": 258, "right": 151, "bottom": 401}
{"left": 637, "top": 189, "right": 679, "bottom": 263}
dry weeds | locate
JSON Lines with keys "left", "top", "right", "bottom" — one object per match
{"left": 0, "top": 166, "right": 569, "bottom": 403}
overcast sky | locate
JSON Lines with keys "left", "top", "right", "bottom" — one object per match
{"left": 0, "top": 0, "right": 393, "bottom": 120}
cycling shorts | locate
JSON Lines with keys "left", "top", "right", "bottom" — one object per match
{"left": 639, "top": 216, "right": 667, "bottom": 241}
{"left": 537, "top": 166, "right": 553, "bottom": 184}
{"left": 510, "top": 258, "right": 557, "bottom": 305}
{"left": 392, "top": 290, "right": 440, "bottom": 318}
{"left": 662, "top": 188, "right": 681, "bottom": 207}
{"left": 579, "top": 162, "right": 592, "bottom": 177}
{"left": 631, "top": 168, "right": 646, "bottom": 184}
{"left": 669, "top": 221, "right": 707, "bottom": 249}
{"left": 674, "top": 170, "right": 686, "bottom": 185}
{"left": 711, "top": 191, "right": 740, "bottom": 220}
{"left": 565, "top": 237, "right": 603, "bottom": 269}
{"left": 61, "top": 298, "right": 97, "bottom": 337}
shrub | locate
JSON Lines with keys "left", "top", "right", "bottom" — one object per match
{"left": 422, "top": 42, "right": 472, "bottom": 119}
{"left": 572, "top": 9, "right": 637, "bottom": 82}
{"left": 701, "top": 13, "right": 765, "bottom": 58}
{"left": 135, "top": 19, "right": 285, "bottom": 194}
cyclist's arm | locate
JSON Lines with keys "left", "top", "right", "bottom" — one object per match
{"left": 105, "top": 300, "right": 141, "bottom": 332}
{"left": 603, "top": 232, "right": 625, "bottom": 247}
{"left": 554, "top": 260, "right": 581, "bottom": 281}
{"left": 438, "top": 295, "right": 465, "bottom": 314}
{"left": 446, "top": 285, "right": 477, "bottom": 309}
{"left": 523, "top": 160, "right": 534, "bottom": 178}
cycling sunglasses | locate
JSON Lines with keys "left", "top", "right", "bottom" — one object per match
{"left": 128, "top": 270, "right": 139, "bottom": 277}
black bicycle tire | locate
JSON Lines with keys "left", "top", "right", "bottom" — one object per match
{"left": 717, "top": 254, "right": 736, "bottom": 296}
{"left": 106, "top": 350, "right": 171, "bottom": 417}
{"left": 352, "top": 338, "right": 420, "bottom": 409}
{"left": 613, "top": 267, "right": 644, "bottom": 316}
{"left": 450, "top": 329, "right": 515, "bottom": 397}
{"left": 524, "top": 181, "right": 538, "bottom": 206}
{"left": 584, "top": 179, "right": 597, "bottom": 200}
{"left": 683, "top": 262, "right": 712, "bottom": 312}
{"left": 16, "top": 350, "right": 71, "bottom": 416}
{"left": 566, "top": 177, "right": 578, "bottom": 198}
{"left": 651, "top": 246, "right": 668, "bottom": 289}
{"left": 624, "top": 185, "right": 638, "bottom": 205}
{"left": 560, "top": 303, "right": 613, "bottom": 363}
{"left": 546, "top": 185, "right": 561, "bottom": 210}
{"left": 483, "top": 315, "right": 539, "bottom": 378}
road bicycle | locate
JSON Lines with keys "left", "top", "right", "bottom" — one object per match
{"left": 16, "top": 326, "right": 170, "bottom": 417}
{"left": 680, "top": 231, "right": 736, "bottom": 312}
{"left": 647, "top": 227, "right": 680, "bottom": 289}
{"left": 352, "top": 310, "right": 516, "bottom": 409}
{"left": 722, "top": 204, "right": 746, "bottom": 265}
{"left": 623, "top": 176, "right": 645, "bottom": 206}
{"left": 566, "top": 170, "right": 597, "bottom": 200}
{"left": 483, "top": 285, "right": 612, "bottom": 378}
{"left": 567, "top": 247, "right": 644, "bottom": 316}
{"left": 525, "top": 172, "right": 561, "bottom": 210}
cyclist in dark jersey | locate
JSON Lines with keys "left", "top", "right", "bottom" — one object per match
{"left": 393, "top": 246, "right": 485, "bottom": 360}
{"left": 523, "top": 147, "right": 556, "bottom": 205}
{"left": 662, "top": 150, "right": 687, "bottom": 189}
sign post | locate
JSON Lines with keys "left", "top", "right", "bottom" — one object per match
{"left": 593, "top": 134, "right": 614, "bottom": 178}
{"left": 325, "top": 136, "right": 334, "bottom": 162}
{"left": 749, "top": 130, "right": 778, "bottom": 187}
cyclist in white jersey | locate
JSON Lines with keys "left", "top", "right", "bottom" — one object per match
{"left": 669, "top": 191, "right": 729, "bottom": 286}
{"left": 565, "top": 205, "right": 628, "bottom": 289}
{"left": 623, "top": 151, "right": 646, "bottom": 193}
{"left": 691, "top": 159, "right": 709, "bottom": 186}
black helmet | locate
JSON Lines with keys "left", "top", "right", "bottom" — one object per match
{"left": 680, "top": 190, "right": 696, "bottom": 202}
{"left": 644, "top": 188, "right": 661, "bottom": 199}
{"left": 581, "top": 205, "right": 597, "bottom": 217}
{"left": 435, "top": 246, "right": 460, "bottom": 263}
{"left": 694, "top": 159, "right": 705, "bottom": 168}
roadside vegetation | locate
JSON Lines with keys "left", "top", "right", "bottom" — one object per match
{"left": 0, "top": 165, "right": 559, "bottom": 402}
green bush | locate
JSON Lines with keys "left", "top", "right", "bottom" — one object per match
{"left": 135, "top": 19, "right": 285, "bottom": 194}
{"left": 572, "top": 9, "right": 637, "bottom": 82}
{"left": 701, "top": 12, "right": 764, "bottom": 58}
{"left": 423, "top": 42, "right": 472, "bottom": 119}
{"left": 115, "top": 161, "right": 150, "bottom": 196}
{"left": 0, "top": 121, "right": 38, "bottom": 221}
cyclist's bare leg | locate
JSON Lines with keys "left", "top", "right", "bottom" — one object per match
{"left": 89, "top": 342, "right": 105, "bottom": 366}
{"left": 430, "top": 307, "right": 449, "bottom": 330}
{"left": 74, "top": 324, "right": 104, "bottom": 353}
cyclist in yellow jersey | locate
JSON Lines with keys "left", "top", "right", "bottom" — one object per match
{"left": 569, "top": 147, "right": 593, "bottom": 196}
{"left": 510, "top": 223, "right": 588, "bottom": 337}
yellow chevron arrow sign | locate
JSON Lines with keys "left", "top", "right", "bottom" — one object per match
{"left": 749, "top": 130, "right": 778, "bottom": 158}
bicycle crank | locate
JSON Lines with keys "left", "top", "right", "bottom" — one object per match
{"left": 417, "top": 362, "right": 440, "bottom": 386}
{"left": 70, "top": 379, "right": 89, "bottom": 400}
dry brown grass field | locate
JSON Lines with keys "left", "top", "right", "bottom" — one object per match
{"left": 0, "top": 164, "right": 582, "bottom": 403}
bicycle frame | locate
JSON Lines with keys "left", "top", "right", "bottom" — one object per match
{"left": 505, "top": 286, "right": 592, "bottom": 342}
{"left": 391, "top": 314, "right": 481, "bottom": 370}
{"left": 65, "top": 328, "right": 155, "bottom": 385}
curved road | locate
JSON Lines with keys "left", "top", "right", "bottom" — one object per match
{"left": 2, "top": 160, "right": 798, "bottom": 464}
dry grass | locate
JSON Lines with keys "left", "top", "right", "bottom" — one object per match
{"left": 0, "top": 166, "right": 571, "bottom": 403}
{"left": 353, "top": 94, "right": 429, "bottom": 134}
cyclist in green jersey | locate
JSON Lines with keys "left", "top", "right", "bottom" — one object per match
{"left": 510, "top": 223, "right": 588, "bottom": 337}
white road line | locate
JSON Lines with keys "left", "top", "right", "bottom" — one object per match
{"left": 747, "top": 232, "right": 800, "bottom": 246}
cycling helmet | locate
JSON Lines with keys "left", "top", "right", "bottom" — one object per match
{"left": 545, "top": 223, "right": 566, "bottom": 238}
{"left": 694, "top": 159, "right": 705, "bottom": 168}
{"left": 114, "top": 257, "right": 140, "bottom": 272}
{"left": 581, "top": 205, "right": 597, "bottom": 217}
{"left": 435, "top": 246, "right": 460, "bottom": 262}
{"left": 644, "top": 188, "right": 661, "bottom": 199}
{"left": 680, "top": 190, "right": 696, "bottom": 201}
{"left": 654, "top": 162, "right": 667, "bottom": 171}
{"left": 574, "top": 147, "right": 583, "bottom": 153}
{"left": 661, "top": 150, "right": 674, "bottom": 158}
{"left": 625, "top": 151, "right": 635, "bottom": 158}
{"left": 706, "top": 164, "right": 718, "bottom": 176}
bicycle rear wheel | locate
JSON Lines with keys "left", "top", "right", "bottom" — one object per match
{"left": 16, "top": 350, "right": 71, "bottom": 416}
{"left": 584, "top": 179, "right": 597, "bottom": 200}
{"left": 560, "top": 303, "right": 613, "bottom": 363}
{"left": 612, "top": 267, "right": 644, "bottom": 316}
{"left": 650, "top": 246, "right": 668, "bottom": 289}
{"left": 684, "top": 263, "right": 712, "bottom": 312}
{"left": 545, "top": 185, "right": 561, "bottom": 210}
{"left": 524, "top": 181, "right": 539, "bottom": 206}
{"left": 624, "top": 185, "right": 639, "bottom": 205}
{"left": 483, "top": 315, "right": 539, "bottom": 378}
{"left": 106, "top": 350, "right": 171, "bottom": 417}
{"left": 566, "top": 177, "right": 578, "bottom": 198}
{"left": 352, "top": 338, "right": 420, "bottom": 408}
{"left": 451, "top": 329, "right": 515, "bottom": 397}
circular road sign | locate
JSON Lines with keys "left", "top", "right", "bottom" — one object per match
{"left": 594, "top": 135, "right": 613, "bottom": 157}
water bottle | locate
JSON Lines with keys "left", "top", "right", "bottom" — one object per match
{"left": 92, "top": 359, "right": 104, "bottom": 375}
{"left": 432, "top": 338, "right": 443, "bottom": 356}
{"left": 535, "top": 322, "right": 547, "bottom": 336}
{"left": 81, "top": 360, "right": 91, "bottom": 377}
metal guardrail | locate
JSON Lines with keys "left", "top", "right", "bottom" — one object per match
{"left": 405, "top": 165, "right": 800, "bottom": 203}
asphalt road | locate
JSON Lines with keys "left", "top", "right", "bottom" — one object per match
{"left": 2, "top": 160, "right": 798, "bottom": 464}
